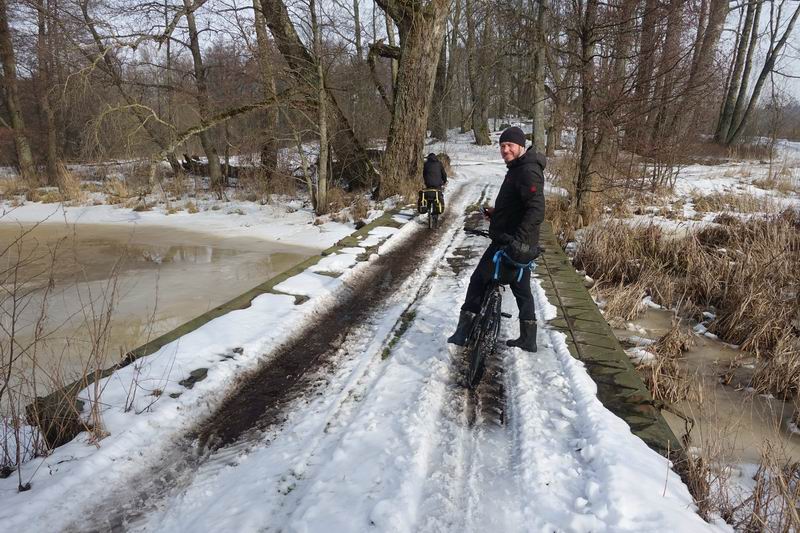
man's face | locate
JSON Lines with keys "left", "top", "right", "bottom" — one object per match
{"left": 500, "top": 142, "right": 524, "bottom": 163}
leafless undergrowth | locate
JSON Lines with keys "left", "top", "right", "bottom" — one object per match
{"left": 637, "top": 320, "right": 698, "bottom": 404}
{"left": 0, "top": 219, "right": 135, "bottom": 491}
{"left": 575, "top": 212, "right": 799, "bottom": 400}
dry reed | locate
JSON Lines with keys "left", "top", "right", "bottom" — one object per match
{"left": 576, "top": 211, "right": 800, "bottom": 397}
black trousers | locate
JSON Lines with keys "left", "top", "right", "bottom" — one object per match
{"left": 461, "top": 244, "right": 536, "bottom": 320}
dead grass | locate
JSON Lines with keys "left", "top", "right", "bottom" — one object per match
{"left": 0, "top": 177, "right": 28, "bottom": 197}
{"left": 327, "top": 189, "right": 372, "bottom": 225}
{"left": 752, "top": 175, "right": 800, "bottom": 195}
{"left": 691, "top": 191, "right": 779, "bottom": 213}
{"left": 653, "top": 319, "right": 695, "bottom": 359}
{"left": 671, "top": 409, "right": 800, "bottom": 529}
{"left": 677, "top": 141, "right": 774, "bottom": 164}
{"left": 722, "top": 165, "right": 753, "bottom": 178}
{"left": 104, "top": 178, "right": 132, "bottom": 204}
{"left": 576, "top": 212, "right": 800, "bottom": 396}
{"left": 162, "top": 175, "right": 190, "bottom": 199}
{"left": 593, "top": 280, "right": 648, "bottom": 322}
{"left": 545, "top": 153, "right": 671, "bottom": 247}
{"left": 634, "top": 320, "right": 697, "bottom": 404}
{"left": 26, "top": 188, "right": 62, "bottom": 203}
{"left": 237, "top": 167, "right": 296, "bottom": 198}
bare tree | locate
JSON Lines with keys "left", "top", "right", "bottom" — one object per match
{"left": 715, "top": 0, "right": 760, "bottom": 143}
{"left": 260, "top": 0, "right": 379, "bottom": 188}
{"left": 0, "top": 0, "right": 37, "bottom": 182}
{"left": 724, "top": 0, "right": 800, "bottom": 145}
{"left": 530, "top": 0, "right": 548, "bottom": 152}
{"left": 182, "top": 0, "right": 224, "bottom": 195}
{"left": 310, "top": 0, "right": 328, "bottom": 213}
{"left": 465, "top": 0, "right": 490, "bottom": 145}
{"left": 252, "top": 0, "right": 279, "bottom": 176}
{"left": 374, "top": 0, "right": 449, "bottom": 197}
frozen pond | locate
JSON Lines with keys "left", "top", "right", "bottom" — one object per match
{"left": 0, "top": 222, "right": 315, "bottom": 408}
{"left": 618, "top": 308, "right": 800, "bottom": 465}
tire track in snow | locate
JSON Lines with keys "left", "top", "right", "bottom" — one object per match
{"left": 410, "top": 179, "right": 528, "bottom": 532}
{"left": 85, "top": 178, "right": 486, "bottom": 532}
{"left": 504, "top": 276, "right": 620, "bottom": 532}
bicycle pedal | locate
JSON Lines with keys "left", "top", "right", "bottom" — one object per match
{"left": 500, "top": 312, "right": 512, "bottom": 318}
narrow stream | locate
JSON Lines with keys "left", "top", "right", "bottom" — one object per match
{"left": 617, "top": 309, "right": 800, "bottom": 464}
{"left": 0, "top": 223, "right": 316, "bottom": 409}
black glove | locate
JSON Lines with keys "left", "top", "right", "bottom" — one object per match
{"left": 489, "top": 230, "right": 513, "bottom": 245}
{"left": 507, "top": 240, "right": 531, "bottom": 263}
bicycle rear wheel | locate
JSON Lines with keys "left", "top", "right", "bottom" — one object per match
{"left": 465, "top": 286, "right": 502, "bottom": 389}
{"left": 428, "top": 210, "right": 438, "bottom": 229}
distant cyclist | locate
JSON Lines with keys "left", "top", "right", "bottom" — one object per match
{"left": 447, "top": 127, "right": 545, "bottom": 352}
{"left": 423, "top": 152, "right": 448, "bottom": 190}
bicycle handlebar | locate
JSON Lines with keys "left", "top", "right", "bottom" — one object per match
{"left": 463, "top": 227, "right": 546, "bottom": 256}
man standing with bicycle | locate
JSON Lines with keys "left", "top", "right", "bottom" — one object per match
{"left": 447, "top": 126, "right": 545, "bottom": 352}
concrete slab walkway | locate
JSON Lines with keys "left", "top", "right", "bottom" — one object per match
{"left": 538, "top": 223, "right": 681, "bottom": 456}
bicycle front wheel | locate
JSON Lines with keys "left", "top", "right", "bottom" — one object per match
{"left": 465, "top": 287, "right": 502, "bottom": 389}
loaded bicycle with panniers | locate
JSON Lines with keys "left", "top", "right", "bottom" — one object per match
{"left": 417, "top": 188, "right": 445, "bottom": 229}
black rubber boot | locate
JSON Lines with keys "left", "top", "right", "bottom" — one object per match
{"left": 447, "top": 310, "right": 476, "bottom": 346}
{"left": 506, "top": 319, "right": 537, "bottom": 352}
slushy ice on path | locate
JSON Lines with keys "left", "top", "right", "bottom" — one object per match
{"left": 68, "top": 163, "right": 718, "bottom": 533}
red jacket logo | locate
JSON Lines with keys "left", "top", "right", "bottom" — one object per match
{"left": 530, "top": 185, "right": 537, "bottom": 193}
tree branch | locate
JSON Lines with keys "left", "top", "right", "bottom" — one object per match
{"left": 369, "top": 41, "right": 401, "bottom": 60}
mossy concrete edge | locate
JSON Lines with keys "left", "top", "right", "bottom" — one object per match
{"left": 539, "top": 222, "right": 682, "bottom": 457}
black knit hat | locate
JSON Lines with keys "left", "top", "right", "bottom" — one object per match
{"left": 499, "top": 126, "right": 526, "bottom": 147}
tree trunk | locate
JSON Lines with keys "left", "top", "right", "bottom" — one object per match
{"left": 726, "top": 2, "right": 800, "bottom": 145}
{"left": 445, "top": 1, "right": 461, "bottom": 129}
{"left": 35, "top": 0, "right": 66, "bottom": 189}
{"left": 375, "top": 0, "right": 449, "bottom": 197}
{"left": 670, "top": 0, "right": 728, "bottom": 132}
{"left": 715, "top": 0, "right": 757, "bottom": 143}
{"left": 183, "top": 0, "right": 223, "bottom": 195}
{"left": 385, "top": 13, "right": 399, "bottom": 89}
{"left": 0, "top": 0, "right": 37, "bottom": 183}
{"left": 311, "top": 0, "right": 328, "bottom": 214}
{"left": 727, "top": 0, "right": 763, "bottom": 143}
{"left": 353, "top": 0, "right": 363, "bottom": 61}
{"left": 531, "top": 0, "right": 548, "bottom": 153}
{"left": 689, "top": 0, "right": 708, "bottom": 77}
{"left": 260, "top": 0, "right": 379, "bottom": 188}
{"left": 575, "top": 0, "right": 598, "bottom": 217}
{"left": 430, "top": 40, "right": 448, "bottom": 140}
{"left": 629, "top": 0, "right": 658, "bottom": 148}
{"left": 466, "top": 0, "right": 490, "bottom": 145}
{"left": 253, "top": 0, "right": 278, "bottom": 178}
{"left": 648, "top": 0, "right": 684, "bottom": 145}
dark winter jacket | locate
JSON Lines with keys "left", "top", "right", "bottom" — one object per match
{"left": 423, "top": 155, "right": 448, "bottom": 188}
{"left": 488, "top": 148, "right": 546, "bottom": 261}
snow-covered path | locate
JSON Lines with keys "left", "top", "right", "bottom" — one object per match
{"left": 66, "top": 161, "right": 723, "bottom": 532}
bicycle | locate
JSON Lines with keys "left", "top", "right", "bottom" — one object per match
{"left": 428, "top": 203, "right": 439, "bottom": 230}
{"left": 462, "top": 228, "right": 537, "bottom": 389}
{"left": 418, "top": 188, "right": 444, "bottom": 230}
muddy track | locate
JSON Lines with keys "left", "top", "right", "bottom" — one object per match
{"left": 195, "top": 188, "right": 465, "bottom": 450}
{"left": 67, "top": 188, "right": 470, "bottom": 533}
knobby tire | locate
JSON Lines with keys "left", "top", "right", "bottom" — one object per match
{"left": 465, "top": 286, "right": 502, "bottom": 389}
{"left": 428, "top": 210, "right": 438, "bottom": 230}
